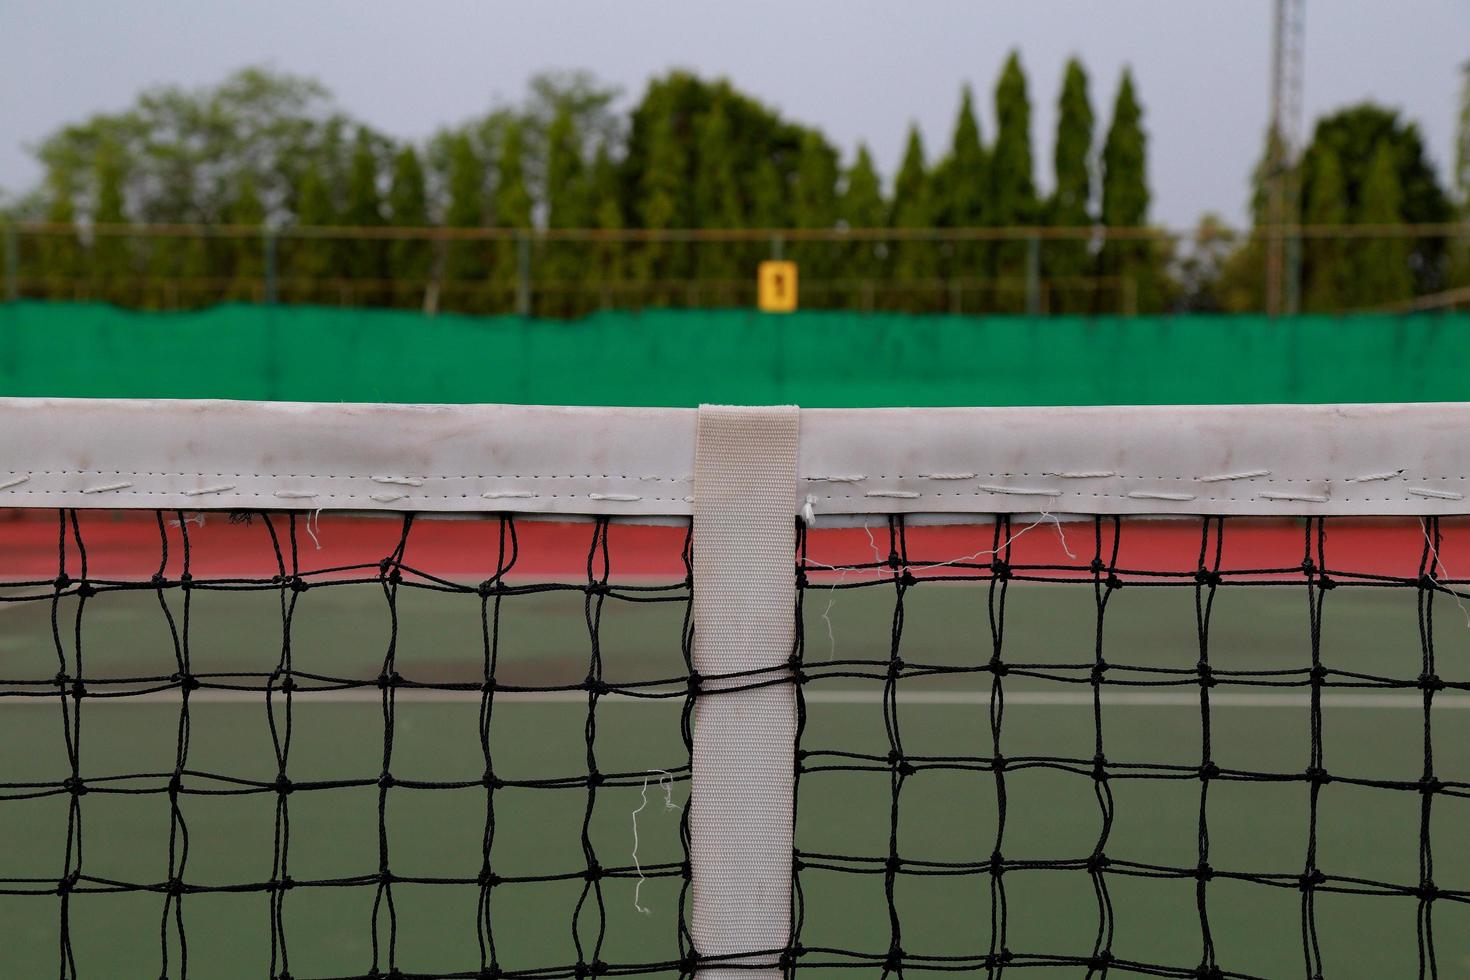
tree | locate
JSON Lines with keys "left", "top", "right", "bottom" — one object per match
{"left": 227, "top": 171, "right": 265, "bottom": 299}
{"left": 891, "top": 125, "right": 936, "bottom": 295}
{"left": 40, "top": 165, "right": 81, "bottom": 298}
{"left": 1301, "top": 144, "right": 1348, "bottom": 312}
{"left": 841, "top": 145, "right": 886, "bottom": 301}
{"left": 289, "top": 155, "right": 335, "bottom": 300}
{"left": 440, "top": 132, "right": 485, "bottom": 305}
{"left": 1099, "top": 68, "right": 1161, "bottom": 312}
{"left": 1047, "top": 59, "right": 1094, "bottom": 312}
{"left": 387, "top": 146, "right": 430, "bottom": 306}
{"left": 937, "top": 86, "right": 988, "bottom": 291}
{"left": 693, "top": 100, "right": 742, "bottom": 281}
{"left": 92, "top": 139, "right": 130, "bottom": 303}
{"left": 991, "top": 51, "right": 1037, "bottom": 307}
{"left": 791, "top": 130, "right": 839, "bottom": 282}
{"left": 1352, "top": 140, "right": 1413, "bottom": 306}
{"left": 544, "top": 105, "right": 591, "bottom": 312}
{"left": 638, "top": 103, "right": 684, "bottom": 291}
{"left": 589, "top": 142, "right": 625, "bottom": 298}
{"left": 492, "top": 121, "right": 532, "bottom": 309}
{"left": 343, "top": 128, "right": 385, "bottom": 287}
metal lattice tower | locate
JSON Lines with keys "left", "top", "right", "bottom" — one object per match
{"left": 1266, "top": 0, "right": 1305, "bottom": 316}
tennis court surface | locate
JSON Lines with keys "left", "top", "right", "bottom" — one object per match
{"left": 2, "top": 400, "right": 1468, "bottom": 979}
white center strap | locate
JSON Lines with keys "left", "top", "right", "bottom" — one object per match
{"left": 689, "top": 405, "right": 799, "bottom": 979}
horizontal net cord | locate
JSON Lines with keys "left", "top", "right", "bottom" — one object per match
{"left": 8, "top": 398, "right": 1470, "bottom": 517}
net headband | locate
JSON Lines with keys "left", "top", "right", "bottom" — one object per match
{"left": 2, "top": 397, "right": 1468, "bottom": 518}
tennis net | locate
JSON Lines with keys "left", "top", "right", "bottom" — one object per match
{"left": 1, "top": 399, "right": 1467, "bottom": 979}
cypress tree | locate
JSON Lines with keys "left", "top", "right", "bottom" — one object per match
{"left": 747, "top": 155, "right": 784, "bottom": 295}
{"left": 693, "top": 101, "right": 742, "bottom": 281}
{"left": 92, "top": 139, "right": 130, "bottom": 303}
{"left": 891, "top": 125, "right": 936, "bottom": 296}
{"left": 1099, "top": 68, "right": 1156, "bottom": 311}
{"left": 442, "top": 132, "right": 485, "bottom": 307}
{"left": 1048, "top": 59, "right": 1094, "bottom": 312}
{"left": 1302, "top": 144, "right": 1348, "bottom": 312}
{"left": 227, "top": 171, "right": 265, "bottom": 299}
{"left": 387, "top": 145, "right": 430, "bottom": 306}
{"left": 991, "top": 51, "right": 1037, "bottom": 307}
{"left": 1353, "top": 140, "right": 1413, "bottom": 306}
{"left": 792, "top": 130, "right": 839, "bottom": 283}
{"left": 841, "top": 144, "right": 886, "bottom": 303}
{"left": 942, "top": 86, "right": 988, "bottom": 286}
{"left": 343, "top": 129, "right": 385, "bottom": 287}
{"left": 41, "top": 165, "right": 80, "bottom": 298}
{"left": 492, "top": 121, "right": 532, "bottom": 309}
{"left": 589, "top": 142, "right": 625, "bottom": 298}
{"left": 639, "top": 106, "right": 684, "bottom": 292}
{"left": 545, "top": 105, "right": 590, "bottom": 313}
{"left": 292, "top": 155, "right": 335, "bottom": 301}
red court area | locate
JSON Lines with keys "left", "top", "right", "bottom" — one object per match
{"left": 0, "top": 509, "right": 1468, "bottom": 585}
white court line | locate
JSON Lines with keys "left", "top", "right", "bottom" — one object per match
{"left": 12, "top": 688, "right": 1470, "bottom": 709}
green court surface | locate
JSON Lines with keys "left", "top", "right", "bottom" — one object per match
{"left": 2, "top": 580, "right": 1469, "bottom": 978}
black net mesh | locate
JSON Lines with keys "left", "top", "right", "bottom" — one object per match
{"left": 2, "top": 509, "right": 1469, "bottom": 978}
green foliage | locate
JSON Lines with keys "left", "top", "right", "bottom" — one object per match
{"left": 694, "top": 100, "right": 742, "bottom": 279}
{"left": 388, "top": 146, "right": 431, "bottom": 303}
{"left": 1047, "top": 59, "right": 1094, "bottom": 311}
{"left": 891, "top": 126, "right": 936, "bottom": 288}
{"left": 1099, "top": 69, "right": 1164, "bottom": 311}
{"left": 937, "top": 86, "right": 988, "bottom": 287}
{"left": 991, "top": 52, "right": 1037, "bottom": 305}
{"left": 791, "top": 130, "right": 839, "bottom": 280}
{"left": 1302, "top": 145, "right": 1348, "bottom": 312}
{"left": 91, "top": 139, "right": 130, "bottom": 299}
{"left": 1352, "top": 141, "right": 1413, "bottom": 306}
{"left": 343, "top": 129, "right": 386, "bottom": 284}
{"left": 841, "top": 145, "right": 887, "bottom": 291}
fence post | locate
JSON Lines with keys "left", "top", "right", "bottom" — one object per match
{"left": 516, "top": 231, "right": 532, "bottom": 316}
{"left": 262, "top": 226, "right": 278, "bottom": 305}
{"left": 1025, "top": 233, "right": 1041, "bottom": 315}
{"left": 3, "top": 223, "right": 18, "bottom": 302}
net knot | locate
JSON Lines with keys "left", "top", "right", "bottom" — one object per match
{"left": 1195, "top": 662, "right": 1215, "bottom": 687}
{"left": 585, "top": 581, "right": 610, "bottom": 597}
{"left": 988, "top": 660, "right": 1008, "bottom": 677}
{"left": 989, "top": 851, "right": 1006, "bottom": 876}
{"left": 1308, "top": 665, "right": 1328, "bottom": 684}
{"left": 1090, "top": 952, "right": 1114, "bottom": 970}
{"left": 1417, "top": 879, "right": 1439, "bottom": 901}
{"left": 1195, "top": 967, "right": 1225, "bottom": 980}
{"left": 481, "top": 678, "right": 497, "bottom": 695}
{"left": 378, "top": 772, "right": 395, "bottom": 790}
{"left": 54, "top": 573, "right": 71, "bottom": 590}
{"left": 898, "top": 570, "right": 918, "bottom": 588}
{"left": 1300, "top": 557, "right": 1316, "bottom": 575}
{"left": 476, "top": 868, "right": 501, "bottom": 889}
{"left": 287, "top": 575, "right": 309, "bottom": 593}
{"left": 1317, "top": 574, "right": 1336, "bottom": 590}
{"left": 1105, "top": 573, "right": 1125, "bottom": 591}
{"left": 887, "top": 657, "right": 905, "bottom": 677}
{"left": 1193, "top": 569, "right": 1221, "bottom": 587}
{"left": 379, "top": 870, "right": 396, "bottom": 885}
{"left": 168, "top": 774, "right": 184, "bottom": 795}
{"left": 476, "top": 578, "right": 502, "bottom": 598}
{"left": 1418, "top": 573, "right": 1438, "bottom": 591}
{"left": 680, "top": 951, "right": 701, "bottom": 974}
{"left": 990, "top": 560, "right": 1011, "bottom": 580}
{"left": 70, "top": 679, "right": 86, "bottom": 700}
{"left": 1199, "top": 762, "right": 1220, "bottom": 781}
{"left": 884, "top": 947, "right": 905, "bottom": 971}
{"left": 589, "top": 960, "right": 608, "bottom": 977}
{"left": 274, "top": 876, "right": 295, "bottom": 892}
{"left": 482, "top": 771, "right": 503, "bottom": 791}
{"left": 1194, "top": 862, "right": 1214, "bottom": 882}
{"left": 479, "top": 967, "right": 501, "bottom": 980}
{"left": 1305, "top": 766, "right": 1331, "bottom": 786}
{"left": 1418, "top": 673, "right": 1445, "bottom": 693}
{"left": 1090, "top": 661, "right": 1109, "bottom": 684}
{"left": 177, "top": 673, "right": 201, "bottom": 692}
{"left": 376, "top": 672, "right": 400, "bottom": 691}
{"left": 584, "top": 677, "right": 610, "bottom": 696}
{"left": 56, "top": 872, "right": 79, "bottom": 895}
{"left": 884, "top": 855, "right": 902, "bottom": 875}
{"left": 75, "top": 580, "right": 96, "bottom": 599}
{"left": 584, "top": 862, "right": 602, "bottom": 882}
{"left": 992, "top": 755, "right": 1007, "bottom": 774}
{"left": 1092, "top": 754, "right": 1109, "bottom": 782}
{"left": 1419, "top": 776, "right": 1444, "bottom": 796}
{"left": 165, "top": 877, "right": 185, "bottom": 897}
{"left": 274, "top": 776, "right": 293, "bottom": 796}
{"left": 587, "top": 771, "right": 604, "bottom": 788}
{"left": 63, "top": 776, "right": 86, "bottom": 797}
{"left": 1086, "top": 853, "right": 1110, "bottom": 874}
{"left": 1298, "top": 869, "right": 1325, "bottom": 892}
{"left": 686, "top": 671, "right": 702, "bottom": 693}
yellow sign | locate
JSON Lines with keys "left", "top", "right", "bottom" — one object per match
{"left": 757, "top": 261, "right": 798, "bottom": 313}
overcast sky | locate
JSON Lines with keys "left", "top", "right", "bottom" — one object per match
{"left": 2, "top": 1, "right": 1466, "bottom": 227}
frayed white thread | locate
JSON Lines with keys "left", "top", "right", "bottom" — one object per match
{"left": 1127, "top": 490, "right": 1197, "bottom": 502}
{"left": 631, "top": 769, "right": 679, "bottom": 915}
{"left": 1199, "top": 469, "right": 1270, "bottom": 483}
{"left": 182, "top": 484, "right": 236, "bottom": 497}
{"left": 1045, "top": 470, "right": 1116, "bottom": 479}
{"left": 1259, "top": 491, "right": 1329, "bottom": 503}
{"left": 864, "top": 490, "right": 920, "bottom": 499}
{"left": 167, "top": 514, "right": 206, "bottom": 529}
{"left": 82, "top": 481, "right": 132, "bottom": 494}
{"left": 801, "top": 494, "right": 818, "bottom": 527}
{"left": 370, "top": 492, "right": 407, "bottom": 503}
{"left": 589, "top": 493, "right": 641, "bottom": 502}
{"left": 977, "top": 485, "right": 1063, "bottom": 498}
{"left": 920, "top": 472, "right": 976, "bottom": 481}
{"left": 803, "top": 511, "right": 1076, "bottom": 660}
{"left": 0, "top": 475, "right": 30, "bottom": 491}
{"left": 1347, "top": 470, "right": 1404, "bottom": 483}
{"left": 304, "top": 508, "right": 323, "bottom": 551}
{"left": 1409, "top": 488, "right": 1465, "bottom": 501}
{"left": 1421, "top": 518, "right": 1470, "bottom": 629}
{"left": 370, "top": 476, "right": 424, "bottom": 487}
{"left": 482, "top": 490, "right": 534, "bottom": 500}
